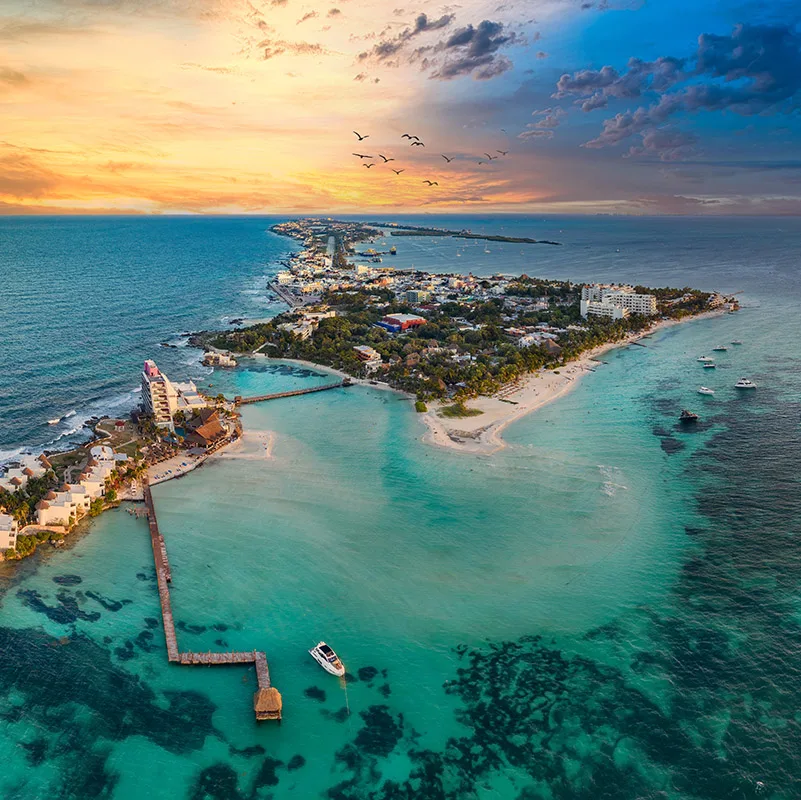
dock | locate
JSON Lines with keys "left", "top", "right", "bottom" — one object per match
{"left": 143, "top": 480, "right": 282, "bottom": 720}
{"left": 235, "top": 379, "right": 350, "bottom": 406}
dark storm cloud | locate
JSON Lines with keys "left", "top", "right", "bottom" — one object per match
{"left": 432, "top": 20, "right": 518, "bottom": 80}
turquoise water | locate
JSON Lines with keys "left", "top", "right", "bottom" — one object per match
{"left": 2, "top": 217, "right": 801, "bottom": 798}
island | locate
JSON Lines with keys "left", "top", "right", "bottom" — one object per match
{"left": 194, "top": 217, "right": 739, "bottom": 454}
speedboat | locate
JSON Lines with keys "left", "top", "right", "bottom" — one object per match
{"left": 680, "top": 409, "right": 699, "bottom": 422}
{"left": 703, "top": 363, "right": 716, "bottom": 369}
{"left": 697, "top": 356, "right": 714, "bottom": 362}
{"left": 734, "top": 377, "right": 756, "bottom": 390}
{"left": 713, "top": 345, "right": 728, "bottom": 352}
{"left": 48, "top": 418, "right": 60, "bottom": 425}
{"left": 698, "top": 386, "right": 715, "bottom": 396}
{"left": 731, "top": 340, "right": 743, "bottom": 345}
{"left": 309, "top": 641, "right": 345, "bottom": 676}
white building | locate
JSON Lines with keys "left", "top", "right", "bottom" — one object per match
{"left": 0, "top": 514, "right": 17, "bottom": 551}
{"left": 173, "top": 381, "right": 209, "bottom": 413}
{"left": 141, "top": 360, "right": 178, "bottom": 426}
{"left": 0, "top": 454, "right": 48, "bottom": 493}
{"left": 580, "top": 299, "right": 630, "bottom": 320}
{"left": 581, "top": 284, "right": 657, "bottom": 317}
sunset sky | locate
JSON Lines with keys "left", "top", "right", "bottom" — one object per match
{"left": 2, "top": 0, "right": 800, "bottom": 214}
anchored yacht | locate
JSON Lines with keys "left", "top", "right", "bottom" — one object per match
{"left": 713, "top": 345, "right": 728, "bottom": 352}
{"left": 734, "top": 378, "right": 757, "bottom": 390}
{"left": 309, "top": 642, "right": 345, "bottom": 676}
{"left": 697, "top": 356, "right": 714, "bottom": 362}
{"left": 698, "top": 386, "right": 715, "bottom": 396}
{"left": 680, "top": 409, "right": 699, "bottom": 422}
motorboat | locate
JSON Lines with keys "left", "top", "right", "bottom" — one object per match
{"left": 731, "top": 340, "right": 743, "bottom": 345}
{"left": 734, "top": 377, "right": 756, "bottom": 390}
{"left": 713, "top": 345, "right": 728, "bottom": 352}
{"left": 697, "top": 356, "right": 714, "bottom": 362}
{"left": 309, "top": 641, "right": 345, "bottom": 676}
{"left": 679, "top": 409, "right": 699, "bottom": 422}
{"left": 703, "top": 363, "right": 716, "bottom": 369}
{"left": 698, "top": 386, "right": 715, "bottom": 396}
{"left": 48, "top": 418, "right": 60, "bottom": 425}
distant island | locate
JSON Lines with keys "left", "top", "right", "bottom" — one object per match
{"left": 192, "top": 217, "right": 739, "bottom": 454}
{"left": 376, "top": 222, "right": 561, "bottom": 245}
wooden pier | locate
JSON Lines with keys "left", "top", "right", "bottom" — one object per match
{"left": 143, "top": 480, "right": 281, "bottom": 720}
{"left": 235, "top": 379, "right": 350, "bottom": 406}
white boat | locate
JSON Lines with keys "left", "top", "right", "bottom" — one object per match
{"left": 697, "top": 356, "right": 714, "bottom": 362}
{"left": 731, "top": 340, "right": 743, "bottom": 345}
{"left": 309, "top": 641, "right": 345, "bottom": 676}
{"left": 713, "top": 345, "right": 728, "bottom": 352}
{"left": 48, "top": 418, "right": 60, "bottom": 425}
{"left": 703, "top": 363, "right": 716, "bottom": 369}
{"left": 698, "top": 386, "right": 715, "bottom": 396}
{"left": 734, "top": 377, "right": 756, "bottom": 390}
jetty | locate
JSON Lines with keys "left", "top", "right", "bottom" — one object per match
{"left": 235, "top": 379, "right": 350, "bottom": 406}
{"left": 143, "top": 480, "right": 282, "bottom": 721}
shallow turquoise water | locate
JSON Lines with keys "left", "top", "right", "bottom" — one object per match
{"left": 2, "top": 217, "right": 801, "bottom": 798}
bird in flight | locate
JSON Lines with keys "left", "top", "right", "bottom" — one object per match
{"left": 378, "top": 154, "right": 395, "bottom": 162}
{"left": 352, "top": 153, "right": 373, "bottom": 159}
{"left": 392, "top": 169, "right": 405, "bottom": 174}
{"left": 484, "top": 153, "right": 497, "bottom": 160}
{"left": 363, "top": 163, "right": 375, "bottom": 168}
{"left": 401, "top": 134, "right": 420, "bottom": 140}
{"left": 496, "top": 150, "right": 509, "bottom": 156}
{"left": 478, "top": 161, "right": 486, "bottom": 165}
{"left": 411, "top": 141, "right": 425, "bottom": 147}
{"left": 353, "top": 131, "right": 369, "bottom": 141}
{"left": 423, "top": 180, "right": 439, "bottom": 186}
{"left": 441, "top": 154, "right": 453, "bottom": 163}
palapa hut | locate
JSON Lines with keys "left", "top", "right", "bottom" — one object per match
{"left": 253, "top": 687, "right": 282, "bottom": 721}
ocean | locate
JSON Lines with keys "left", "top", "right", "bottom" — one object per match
{"left": 1, "top": 215, "right": 801, "bottom": 799}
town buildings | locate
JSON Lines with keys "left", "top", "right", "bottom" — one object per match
{"left": 0, "top": 514, "right": 17, "bottom": 551}
{"left": 141, "top": 359, "right": 178, "bottom": 426}
{"left": 353, "top": 345, "right": 382, "bottom": 371}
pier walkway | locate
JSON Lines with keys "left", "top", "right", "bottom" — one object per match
{"left": 235, "top": 379, "right": 350, "bottom": 406}
{"left": 143, "top": 480, "right": 282, "bottom": 720}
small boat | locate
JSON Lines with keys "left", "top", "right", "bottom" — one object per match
{"left": 698, "top": 386, "right": 715, "bottom": 396}
{"left": 734, "top": 377, "right": 756, "bottom": 390}
{"left": 309, "top": 641, "right": 345, "bottom": 676}
{"left": 680, "top": 409, "right": 699, "bottom": 422}
{"left": 48, "top": 418, "right": 60, "bottom": 425}
{"left": 389, "top": 246, "right": 397, "bottom": 255}
{"left": 703, "top": 363, "right": 716, "bottom": 369}
{"left": 731, "top": 340, "right": 743, "bottom": 345}
{"left": 713, "top": 345, "right": 728, "bottom": 352}
{"left": 697, "top": 356, "right": 714, "bottom": 362}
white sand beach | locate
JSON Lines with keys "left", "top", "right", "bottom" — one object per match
{"left": 421, "top": 311, "right": 725, "bottom": 456}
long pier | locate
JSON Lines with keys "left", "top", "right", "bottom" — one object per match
{"left": 143, "top": 480, "right": 282, "bottom": 720}
{"left": 235, "top": 379, "right": 350, "bottom": 406}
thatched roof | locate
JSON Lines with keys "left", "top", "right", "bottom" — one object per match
{"left": 38, "top": 454, "right": 52, "bottom": 469}
{"left": 45, "top": 490, "right": 58, "bottom": 500}
{"left": 253, "top": 687, "right": 282, "bottom": 718}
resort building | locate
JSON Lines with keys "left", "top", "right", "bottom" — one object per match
{"left": 403, "top": 289, "right": 431, "bottom": 304}
{"left": 184, "top": 408, "right": 227, "bottom": 449}
{"left": 141, "top": 360, "right": 178, "bottom": 427}
{"left": 0, "top": 514, "right": 18, "bottom": 551}
{"left": 581, "top": 284, "right": 657, "bottom": 317}
{"left": 353, "top": 345, "right": 382, "bottom": 371}
{"left": 202, "top": 352, "right": 237, "bottom": 368}
{"left": 580, "top": 300, "right": 630, "bottom": 320}
{"left": 0, "top": 454, "right": 48, "bottom": 493}
{"left": 173, "top": 381, "right": 209, "bottom": 413}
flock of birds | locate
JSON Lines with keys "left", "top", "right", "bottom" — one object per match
{"left": 351, "top": 130, "right": 510, "bottom": 188}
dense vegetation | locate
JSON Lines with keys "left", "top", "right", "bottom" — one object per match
{"left": 0, "top": 472, "right": 57, "bottom": 526}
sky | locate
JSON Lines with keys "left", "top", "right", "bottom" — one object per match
{"left": 2, "top": 0, "right": 801, "bottom": 214}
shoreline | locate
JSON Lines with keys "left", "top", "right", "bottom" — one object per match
{"left": 420, "top": 310, "right": 726, "bottom": 456}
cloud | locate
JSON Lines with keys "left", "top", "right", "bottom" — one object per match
{"left": 518, "top": 106, "right": 566, "bottom": 139}
{"left": 260, "top": 39, "right": 327, "bottom": 60}
{"left": 360, "top": 12, "right": 454, "bottom": 62}
{"left": 0, "top": 67, "right": 28, "bottom": 87}
{"left": 555, "top": 57, "right": 685, "bottom": 111}
{"left": 431, "top": 20, "right": 519, "bottom": 80}
{"left": 558, "top": 23, "right": 801, "bottom": 160}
